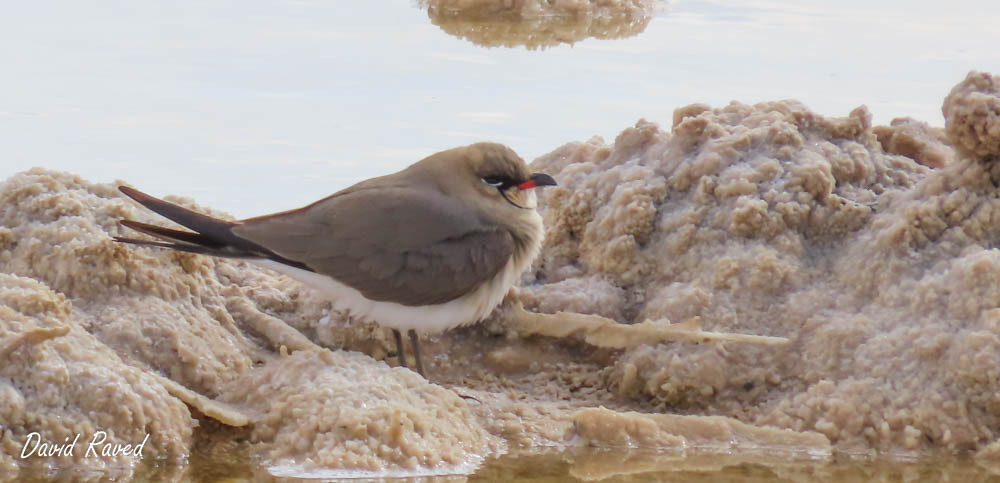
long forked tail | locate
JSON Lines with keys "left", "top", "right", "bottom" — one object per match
{"left": 115, "top": 186, "right": 311, "bottom": 270}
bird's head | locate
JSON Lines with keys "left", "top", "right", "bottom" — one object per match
{"left": 430, "top": 142, "right": 557, "bottom": 214}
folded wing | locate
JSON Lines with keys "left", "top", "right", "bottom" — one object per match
{"left": 232, "top": 186, "right": 516, "bottom": 306}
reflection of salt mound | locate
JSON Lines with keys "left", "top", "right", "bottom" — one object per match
{"left": 0, "top": 170, "right": 499, "bottom": 475}
{"left": 421, "top": 0, "right": 658, "bottom": 49}
{"left": 524, "top": 71, "right": 1000, "bottom": 455}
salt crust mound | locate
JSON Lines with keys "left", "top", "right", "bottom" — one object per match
{"left": 524, "top": 71, "right": 1000, "bottom": 455}
{"left": 0, "top": 273, "right": 193, "bottom": 475}
{"left": 0, "top": 169, "right": 499, "bottom": 474}
{"left": 420, "top": 0, "right": 657, "bottom": 50}
{"left": 943, "top": 71, "right": 1000, "bottom": 160}
{"left": 572, "top": 407, "right": 831, "bottom": 454}
{"left": 220, "top": 350, "right": 499, "bottom": 473}
{"left": 873, "top": 117, "right": 953, "bottom": 168}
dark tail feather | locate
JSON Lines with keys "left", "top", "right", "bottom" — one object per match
{"left": 116, "top": 186, "right": 262, "bottom": 258}
{"left": 115, "top": 186, "right": 314, "bottom": 271}
{"left": 115, "top": 219, "right": 242, "bottom": 257}
{"left": 120, "top": 220, "right": 224, "bottom": 247}
{"left": 118, "top": 186, "right": 248, "bottom": 247}
{"left": 112, "top": 236, "right": 242, "bottom": 257}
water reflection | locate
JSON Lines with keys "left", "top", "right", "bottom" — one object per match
{"left": 12, "top": 446, "right": 1000, "bottom": 482}
{"left": 470, "top": 449, "right": 1000, "bottom": 482}
{"left": 419, "top": 0, "right": 660, "bottom": 50}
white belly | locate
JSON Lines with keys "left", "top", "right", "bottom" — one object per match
{"left": 251, "top": 257, "right": 523, "bottom": 334}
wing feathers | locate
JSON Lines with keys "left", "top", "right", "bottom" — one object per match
{"left": 115, "top": 186, "right": 313, "bottom": 271}
{"left": 118, "top": 184, "right": 515, "bottom": 306}
{"left": 234, "top": 187, "right": 515, "bottom": 305}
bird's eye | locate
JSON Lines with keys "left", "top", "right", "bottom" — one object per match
{"left": 482, "top": 176, "right": 505, "bottom": 187}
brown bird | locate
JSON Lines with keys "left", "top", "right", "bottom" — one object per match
{"left": 114, "top": 142, "right": 556, "bottom": 376}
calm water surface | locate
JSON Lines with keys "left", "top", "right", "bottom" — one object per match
{"left": 2, "top": 0, "right": 998, "bottom": 217}
{"left": 14, "top": 447, "right": 1000, "bottom": 482}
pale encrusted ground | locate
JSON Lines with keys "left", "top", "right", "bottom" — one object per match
{"left": 515, "top": 71, "right": 1000, "bottom": 455}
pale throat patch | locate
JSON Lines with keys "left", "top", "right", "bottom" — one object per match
{"left": 508, "top": 188, "right": 538, "bottom": 209}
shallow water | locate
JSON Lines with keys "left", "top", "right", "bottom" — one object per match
{"left": 13, "top": 447, "right": 1000, "bottom": 482}
{"left": 2, "top": 0, "right": 997, "bottom": 217}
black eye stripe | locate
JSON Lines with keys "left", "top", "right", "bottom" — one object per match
{"left": 482, "top": 176, "right": 512, "bottom": 187}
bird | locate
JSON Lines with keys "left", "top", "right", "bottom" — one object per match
{"left": 113, "top": 142, "right": 557, "bottom": 377}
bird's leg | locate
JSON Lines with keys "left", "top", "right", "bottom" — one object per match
{"left": 392, "top": 329, "right": 408, "bottom": 369}
{"left": 408, "top": 329, "right": 425, "bottom": 377}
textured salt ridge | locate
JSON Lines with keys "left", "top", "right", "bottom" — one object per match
{"left": 0, "top": 273, "right": 193, "bottom": 476}
{"left": 521, "top": 71, "right": 1000, "bottom": 456}
{"left": 0, "top": 170, "right": 500, "bottom": 474}
{"left": 572, "top": 407, "right": 832, "bottom": 454}
{"left": 943, "top": 71, "right": 1000, "bottom": 161}
{"left": 219, "top": 350, "right": 501, "bottom": 471}
{"left": 873, "top": 117, "right": 953, "bottom": 169}
{"left": 420, "top": 0, "right": 658, "bottom": 50}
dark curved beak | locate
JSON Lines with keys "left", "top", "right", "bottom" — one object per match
{"left": 517, "top": 173, "right": 558, "bottom": 190}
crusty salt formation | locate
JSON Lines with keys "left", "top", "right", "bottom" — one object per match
{"left": 571, "top": 407, "right": 831, "bottom": 454}
{"left": 0, "top": 273, "right": 194, "bottom": 476}
{"left": 221, "top": 350, "right": 500, "bottom": 474}
{"left": 942, "top": 71, "right": 1000, "bottom": 161}
{"left": 0, "top": 169, "right": 501, "bottom": 475}
{"left": 420, "top": 0, "right": 657, "bottom": 49}
{"left": 874, "top": 117, "right": 953, "bottom": 168}
{"left": 521, "top": 72, "right": 1000, "bottom": 455}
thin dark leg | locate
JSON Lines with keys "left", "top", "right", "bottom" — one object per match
{"left": 392, "top": 329, "right": 407, "bottom": 369}
{"left": 408, "top": 329, "right": 425, "bottom": 377}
